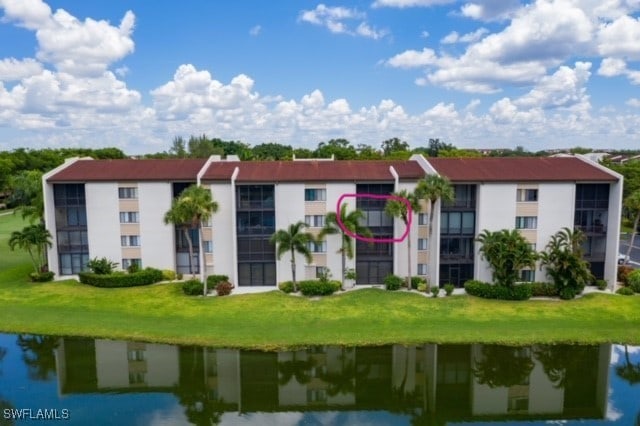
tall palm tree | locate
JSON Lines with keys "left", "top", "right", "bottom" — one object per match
{"left": 624, "top": 191, "right": 640, "bottom": 265}
{"left": 385, "top": 189, "right": 420, "bottom": 289}
{"left": 416, "top": 174, "right": 454, "bottom": 236}
{"left": 8, "top": 224, "right": 52, "bottom": 274}
{"left": 320, "top": 204, "right": 372, "bottom": 290}
{"left": 270, "top": 221, "right": 313, "bottom": 292}
{"left": 164, "top": 185, "right": 218, "bottom": 295}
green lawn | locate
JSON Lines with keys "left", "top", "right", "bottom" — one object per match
{"left": 1, "top": 213, "right": 639, "bottom": 349}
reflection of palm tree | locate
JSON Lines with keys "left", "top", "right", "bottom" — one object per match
{"left": 0, "top": 397, "right": 16, "bottom": 425}
{"left": 473, "top": 345, "right": 534, "bottom": 388}
{"left": 16, "top": 335, "right": 59, "bottom": 381}
{"left": 278, "top": 351, "right": 316, "bottom": 385}
{"left": 320, "top": 348, "right": 369, "bottom": 397}
{"left": 0, "top": 346, "right": 6, "bottom": 376}
{"left": 616, "top": 345, "right": 640, "bottom": 386}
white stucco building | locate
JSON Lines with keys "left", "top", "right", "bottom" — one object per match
{"left": 43, "top": 154, "right": 622, "bottom": 288}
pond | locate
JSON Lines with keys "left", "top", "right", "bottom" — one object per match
{"left": 0, "top": 333, "right": 638, "bottom": 425}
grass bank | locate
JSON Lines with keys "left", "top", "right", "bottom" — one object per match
{"left": 1, "top": 214, "right": 639, "bottom": 349}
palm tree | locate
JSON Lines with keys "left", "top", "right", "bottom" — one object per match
{"left": 415, "top": 174, "right": 454, "bottom": 237}
{"left": 320, "top": 204, "right": 372, "bottom": 289}
{"left": 8, "top": 224, "right": 52, "bottom": 274}
{"left": 164, "top": 185, "right": 218, "bottom": 295}
{"left": 385, "top": 189, "right": 420, "bottom": 289}
{"left": 476, "top": 229, "right": 538, "bottom": 288}
{"left": 270, "top": 221, "right": 313, "bottom": 292}
{"left": 624, "top": 191, "right": 640, "bottom": 265}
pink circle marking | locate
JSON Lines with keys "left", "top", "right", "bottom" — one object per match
{"left": 335, "top": 193, "right": 412, "bottom": 243}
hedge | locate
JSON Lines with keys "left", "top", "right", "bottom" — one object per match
{"left": 278, "top": 281, "right": 294, "bottom": 293}
{"left": 384, "top": 274, "right": 404, "bottom": 291}
{"left": 464, "top": 280, "right": 532, "bottom": 300}
{"left": 182, "top": 279, "right": 204, "bottom": 295}
{"left": 207, "top": 275, "right": 229, "bottom": 287}
{"left": 628, "top": 270, "right": 640, "bottom": 293}
{"left": 530, "top": 282, "right": 558, "bottom": 297}
{"left": 299, "top": 279, "right": 341, "bottom": 296}
{"left": 29, "top": 271, "right": 55, "bottom": 282}
{"left": 79, "top": 268, "right": 164, "bottom": 288}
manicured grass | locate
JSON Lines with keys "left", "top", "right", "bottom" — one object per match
{"left": 1, "top": 213, "right": 639, "bottom": 349}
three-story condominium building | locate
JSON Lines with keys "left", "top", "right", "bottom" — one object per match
{"left": 43, "top": 154, "right": 622, "bottom": 288}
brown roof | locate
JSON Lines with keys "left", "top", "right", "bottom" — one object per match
{"left": 47, "top": 159, "right": 208, "bottom": 182}
{"left": 428, "top": 157, "right": 618, "bottom": 182}
{"left": 202, "top": 161, "right": 426, "bottom": 182}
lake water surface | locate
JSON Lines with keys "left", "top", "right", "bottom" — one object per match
{"left": 0, "top": 333, "right": 639, "bottom": 425}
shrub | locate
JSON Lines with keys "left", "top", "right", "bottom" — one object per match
{"left": 162, "top": 269, "right": 177, "bottom": 281}
{"left": 530, "top": 282, "right": 558, "bottom": 297}
{"left": 384, "top": 274, "right": 404, "bottom": 291}
{"left": 618, "top": 265, "right": 634, "bottom": 286}
{"left": 431, "top": 286, "right": 440, "bottom": 297}
{"left": 616, "top": 287, "right": 635, "bottom": 296}
{"left": 215, "top": 281, "right": 234, "bottom": 296}
{"left": 464, "top": 280, "right": 532, "bottom": 300}
{"left": 595, "top": 279, "right": 608, "bottom": 291}
{"left": 417, "top": 283, "right": 428, "bottom": 292}
{"left": 628, "top": 270, "right": 640, "bottom": 293}
{"left": 207, "top": 275, "right": 230, "bottom": 287}
{"left": 87, "top": 257, "right": 118, "bottom": 275}
{"left": 29, "top": 271, "right": 54, "bottom": 282}
{"left": 127, "top": 263, "right": 140, "bottom": 274}
{"left": 177, "top": 272, "right": 184, "bottom": 280}
{"left": 278, "top": 281, "right": 294, "bottom": 293}
{"left": 299, "top": 279, "right": 341, "bottom": 296}
{"left": 79, "top": 267, "right": 163, "bottom": 288}
{"left": 410, "top": 276, "right": 426, "bottom": 290}
{"left": 345, "top": 268, "right": 357, "bottom": 281}
{"left": 443, "top": 283, "right": 455, "bottom": 296}
{"left": 558, "top": 287, "right": 577, "bottom": 300}
{"left": 182, "top": 279, "right": 204, "bottom": 296}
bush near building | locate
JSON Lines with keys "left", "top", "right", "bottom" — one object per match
{"left": 79, "top": 267, "right": 163, "bottom": 288}
{"left": 464, "top": 280, "right": 532, "bottom": 300}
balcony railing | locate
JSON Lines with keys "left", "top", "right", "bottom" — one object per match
{"left": 574, "top": 224, "right": 607, "bottom": 234}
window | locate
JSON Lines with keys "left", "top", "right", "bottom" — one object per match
{"left": 316, "top": 266, "right": 327, "bottom": 278}
{"left": 307, "top": 389, "right": 327, "bottom": 403}
{"left": 305, "top": 215, "right": 325, "bottom": 227}
{"left": 305, "top": 188, "right": 326, "bottom": 201}
{"left": 517, "top": 189, "right": 538, "bottom": 202}
{"left": 119, "top": 211, "right": 139, "bottom": 223}
{"left": 515, "top": 216, "right": 537, "bottom": 229}
{"left": 418, "top": 213, "right": 429, "bottom": 225}
{"left": 418, "top": 264, "right": 428, "bottom": 275}
{"left": 520, "top": 270, "right": 535, "bottom": 282}
{"left": 307, "top": 241, "right": 327, "bottom": 253}
{"left": 203, "top": 240, "right": 213, "bottom": 253}
{"left": 122, "top": 258, "right": 142, "bottom": 270}
{"left": 120, "top": 235, "right": 140, "bottom": 247}
{"left": 441, "top": 212, "right": 475, "bottom": 235}
{"left": 129, "top": 372, "right": 146, "bottom": 385}
{"left": 118, "top": 187, "right": 138, "bottom": 199}
{"left": 128, "top": 350, "right": 145, "bottom": 361}
{"left": 418, "top": 238, "right": 429, "bottom": 250}
{"left": 528, "top": 243, "right": 536, "bottom": 251}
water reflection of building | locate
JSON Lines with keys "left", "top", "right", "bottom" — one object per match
{"left": 55, "top": 339, "right": 610, "bottom": 423}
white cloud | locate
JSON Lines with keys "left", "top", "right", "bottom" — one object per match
{"left": 598, "top": 57, "right": 627, "bottom": 76}
{"left": 372, "top": 0, "right": 456, "bottom": 7}
{"left": 0, "top": 0, "right": 51, "bottom": 30}
{"left": 598, "top": 15, "right": 640, "bottom": 60}
{"left": 626, "top": 98, "right": 640, "bottom": 107}
{"left": 386, "top": 48, "right": 437, "bottom": 68}
{"left": 460, "top": 0, "right": 522, "bottom": 21}
{"left": 0, "top": 57, "right": 43, "bottom": 81}
{"left": 299, "top": 4, "right": 388, "bottom": 39}
{"left": 515, "top": 62, "right": 592, "bottom": 111}
{"left": 249, "top": 24, "right": 261, "bottom": 36}
{"left": 441, "top": 27, "right": 489, "bottom": 44}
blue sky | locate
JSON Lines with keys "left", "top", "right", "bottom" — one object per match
{"left": 0, "top": 0, "right": 639, "bottom": 154}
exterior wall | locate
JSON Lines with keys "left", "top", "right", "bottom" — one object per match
{"left": 475, "top": 184, "right": 518, "bottom": 283}
{"left": 275, "top": 183, "right": 306, "bottom": 284}
{"left": 210, "top": 183, "right": 235, "bottom": 283}
{"left": 396, "top": 181, "right": 421, "bottom": 279}
{"left": 138, "top": 182, "right": 174, "bottom": 270}
{"left": 85, "top": 182, "right": 121, "bottom": 266}
{"left": 536, "top": 183, "right": 575, "bottom": 281}
{"left": 605, "top": 179, "right": 623, "bottom": 287}
{"left": 43, "top": 180, "right": 59, "bottom": 274}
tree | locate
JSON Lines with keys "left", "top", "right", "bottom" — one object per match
{"left": 8, "top": 170, "right": 44, "bottom": 223}
{"left": 356, "top": 144, "right": 383, "bottom": 160}
{"left": 270, "top": 221, "right": 313, "bottom": 292}
{"left": 252, "top": 142, "right": 293, "bottom": 160}
{"left": 425, "top": 138, "right": 455, "bottom": 157}
{"left": 278, "top": 350, "right": 316, "bottom": 385}
{"left": 16, "top": 335, "right": 59, "bottom": 381}
{"left": 169, "top": 136, "right": 188, "bottom": 158}
{"left": 8, "top": 224, "right": 52, "bottom": 274}
{"left": 320, "top": 204, "right": 372, "bottom": 289}
{"left": 381, "top": 137, "right": 410, "bottom": 156}
{"left": 616, "top": 345, "right": 640, "bottom": 386}
{"left": 473, "top": 345, "right": 534, "bottom": 388}
{"left": 314, "top": 138, "right": 357, "bottom": 160}
{"left": 164, "top": 185, "right": 218, "bottom": 294}
{"left": 476, "top": 229, "right": 538, "bottom": 288}
{"left": 624, "top": 191, "right": 640, "bottom": 265}
{"left": 416, "top": 175, "right": 454, "bottom": 236}
{"left": 539, "top": 227, "right": 593, "bottom": 299}
{"left": 385, "top": 189, "right": 420, "bottom": 289}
